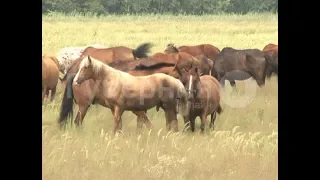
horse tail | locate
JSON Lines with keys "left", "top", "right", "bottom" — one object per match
{"left": 132, "top": 42, "right": 153, "bottom": 59}
{"left": 58, "top": 74, "right": 76, "bottom": 128}
{"left": 176, "top": 81, "right": 189, "bottom": 116}
{"left": 264, "top": 53, "right": 278, "bottom": 77}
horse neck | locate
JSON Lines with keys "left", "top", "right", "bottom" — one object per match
{"left": 92, "top": 63, "right": 117, "bottom": 81}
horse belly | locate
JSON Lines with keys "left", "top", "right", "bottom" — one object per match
{"left": 123, "top": 98, "right": 158, "bottom": 111}
{"left": 225, "top": 70, "right": 251, "bottom": 81}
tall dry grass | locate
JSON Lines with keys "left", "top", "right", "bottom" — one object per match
{"left": 42, "top": 13, "right": 278, "bottom": 180}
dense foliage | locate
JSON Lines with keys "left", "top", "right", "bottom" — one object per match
{"left": 42, "top": 0, "right": 278, "bottom": 15}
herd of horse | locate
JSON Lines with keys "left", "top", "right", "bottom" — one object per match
{"left": 42, "top": 42, "right": 278, "bottom": 134}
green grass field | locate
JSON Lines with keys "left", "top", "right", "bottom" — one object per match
{"left": 42, "top": 13, "right": 278, "bottom": 180}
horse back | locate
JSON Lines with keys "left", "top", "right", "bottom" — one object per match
{"left": 82, "top": 46, "right": 134, "bottom": 63}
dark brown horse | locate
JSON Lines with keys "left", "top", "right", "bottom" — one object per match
{"left": 58, "top": 56, "right": 187, "bottom": 132}
{"left": 72, "top": 56, "right": 189, "bottom": 134}
{"left": 164, "top": 43, "right": 220, "bottom": 63}
{"left": 213, "top": 47, "right": 278, "bottom": 88}
{"left": 79, "top": 43, "right": 153, "bottom": 64}
{"left": 173, "top": 66, "right": 223, "bottom": 133}
{"left": 42, "top": 55, "right": 60, "bottom": 102}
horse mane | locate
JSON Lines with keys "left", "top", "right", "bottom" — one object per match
{"left": 80, "top": 56, "right": 111, "bottom": 75}
{"left": 134, "top": 62, "right": 175, "bottom": 70}
{"left": 167, "top": 43, "right": 179, "bottom": 52}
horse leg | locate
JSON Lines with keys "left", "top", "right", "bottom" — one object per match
{"left": 230, "top": 80, "right": 236, "bottom": 88}
{"left": 74, "top": 104, "right": 90, "bottom": 127}
{"left": 200, "top": 114, "right": 207, "bottom": 134}
{"left": 189, "top": 116, "right": 196, "bottom": 132}
{"left": 133, "top": 111, "right": 153, "bottom": 130}
{"left": 219, "top": 76, "right": 226, "bottom": 88}
{"left": 46, "top": 89, "right": 50, "bottom": 99}
{"left": 50, "top": 86, "right": 57, "bottom": 102}
{"left": 210, "top": 112, "right": 217, "bottom": 130}
{"left": 182, "top": 115, "right": 190, "bottom": 131}
{"left": 112, "top": 106, "right": 124, "bottom": 134}
{"left": 164, "top": 109, "right": 178, "bottom": 132}
{"left": 42, "top": 87, "right": 47, "bottom": 102}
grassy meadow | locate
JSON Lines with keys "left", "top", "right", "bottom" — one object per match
{"left": 42, "top": 13, "right": 278, "bottom": 180}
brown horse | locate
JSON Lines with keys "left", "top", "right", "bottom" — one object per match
{"left": 263, "top": 43, "right": 278, "bottom": 52}
{"left": 173, "top": 66, "right": 222, "bottom": 133}
{"left": 42, "top": 55, "right": 60, "bottom": 102}
{"left": 213, "top": 47, "right": 278, "bottom": 88}
{"left": 263, "top": 44, "right": 278, "bottom": 78}
{"left": 72, "top": 56, "right": 189, "bottom": 134}
{"left": 79, "top": 43, "right": 153, "bottom": 64}
{"left": 195, "top": 55, "right": 214, "bottom": 76}
{"left": 58, "top": 57, "right": 186, "bottom": 132}
{"left": 150, "top": 52, "right": 201, "bottom": 72}
{"left": 164, "top": 43, "right": 220, "bottom": 63}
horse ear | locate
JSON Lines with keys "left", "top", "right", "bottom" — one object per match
{"left": 88, "top": 56, "right": 92, "bottom": 65}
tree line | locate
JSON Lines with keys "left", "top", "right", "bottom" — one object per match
{"left": 42, "top": 0, "right": 278, "bottom": 15}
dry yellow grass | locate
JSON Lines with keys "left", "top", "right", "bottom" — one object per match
{"left": 42, "top": 13, "right": 278, "bottom": 180}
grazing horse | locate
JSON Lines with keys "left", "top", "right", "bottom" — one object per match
{"left": 79, "top": 43, "right": 153, "bottom": 64}
{"left": 58, "top": 57, "right": 186, "bottom": 132}
{"left": 164, "top": 43, "right": 220, "bottom": 63}
{"left": 213, "top": 47, "right": 278, "bottom": 88}
{"left": 263, "top": 44, "right": 278, "bottom": 78}
{"left": 56, "top": 44, "right": 107, "bottom": 74}
{"left": 150, "top": 52, "right": 201, "bottom": 72}
{"left": 195, "top": 55, "right": 214, "bottom": 76}
{"left": 72, "top": 56, "right": 189, "bottom": 134}
{"left": 42, "top": 55, "right": 60, "bottom": 102}
{"left": 173, "top": 66, "right": 222, "bottom": 133}
{"left": 263, "top": 43, "right": 278, "bottom": 52}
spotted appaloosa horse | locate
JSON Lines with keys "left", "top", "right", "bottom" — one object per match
{"left": 56, "top": 44, "right": 107, "bottom": 74}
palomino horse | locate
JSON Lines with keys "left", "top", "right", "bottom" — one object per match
{"left": 42, "top": 54, "right": 60, "bottom": 102}
{"left": 56, "top": 44, "right": 107, "bottom": 74}
{"left": 79, "top": 43, "right": 153, "bottom": 64}
{"left": 213, "top": 47, "right": 278, "bottom": 88}
{"left": 164, "top": 43, "right": 220, "bottom": 63}
{"left": 72, "top": 56, "right": 189, "bottom": 134}
{"left": 173, "top": 66, "right": 223, "bottom": 133}
{"left": 58, "top": 57, "right": 186, "bottom": 132}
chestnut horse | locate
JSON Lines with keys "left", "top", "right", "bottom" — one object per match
{"left": 79, "top": 43, "right": 153, "bottom": 64}
{"left": 173, "top": 66, "right": 222, "bottom": 133}
{"left": 213, "top": 47, "right": 278, "bottom": 88}
{"left": 42, "top": 55, "right": 60, "bottom": 102}
{"left": 150, "top": 52, "right": 201, "bottom": 72}
{"left": 164, "top": 43, "right": 220, "bottom": 63}
{"left": 58, "top": 57, "right": 186, "bottom": 132}
{"left": 263, "top": 43, "right": 278, "bottom": 52}
{"left": 73, "top": 56, "right": 189, "bottom": 134}
{"left": 263, "top": 44, "right": 278, "bottom": 78}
